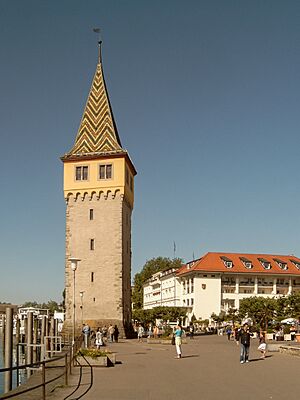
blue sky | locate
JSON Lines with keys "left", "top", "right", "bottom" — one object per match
{"left": 0, "top": 0, "right": 299, "bottom": 304}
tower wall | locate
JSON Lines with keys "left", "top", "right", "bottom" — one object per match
{"left": 64, "top": 192, "right": 132, "bottom": 336}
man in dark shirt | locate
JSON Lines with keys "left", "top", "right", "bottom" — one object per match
{"left": 239, "top": 323, "right": 251, "bottom": 364}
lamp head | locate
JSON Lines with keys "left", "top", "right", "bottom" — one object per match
{"left": 69, "top": 257, "right": 81, "bottom": 271}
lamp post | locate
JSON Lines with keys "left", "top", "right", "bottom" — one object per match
{"left": 79, "top": 291, "right": 84, "bottom": 325}
{"left": 69, "top": 257, "right": 81, "bottom": 347}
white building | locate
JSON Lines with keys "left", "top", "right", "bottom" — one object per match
{"left": 143, "top": 252, "right": 300, "bottom": 321}
{"left": 143, "top": 268, "right": 181, "bottom": 309}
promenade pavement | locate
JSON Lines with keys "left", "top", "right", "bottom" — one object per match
{"left": 47, "top": 335, "right": 300, "bottom": 400}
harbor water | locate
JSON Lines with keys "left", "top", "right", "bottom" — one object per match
{"left": 0, "top": 333, "right": 26, "bottom": 395}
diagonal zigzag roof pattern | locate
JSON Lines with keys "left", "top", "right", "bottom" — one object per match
{"left": 68, "top": 62, "right": 123, "bottom": 156}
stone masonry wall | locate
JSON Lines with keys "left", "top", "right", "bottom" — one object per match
{"left": 64, "top": 192, "right": 132, "bottom": 336}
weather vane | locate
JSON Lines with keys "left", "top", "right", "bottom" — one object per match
{"left": 93, "top": 28, "right": 102, "bottom": 44}
{"left": 93, "top": 28, "right": 102, "bottom": 63}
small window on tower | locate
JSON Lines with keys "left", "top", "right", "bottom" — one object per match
{"left": 75, "top": 166, "right": 89, "bottom": 181}
{"left": 130, "top": 175, "right": 133, "bottom": 191}
{"left": 90, "top": 239, "right": 95, "bottom": 250}
{"left": 89, "top": 209, "right": 94, "bottom": 220}
{"left": 99, "top": 164, "right": 113, "bottom": 180}
{"left": 91, "top": 272, "right": 94, "bottom": 282}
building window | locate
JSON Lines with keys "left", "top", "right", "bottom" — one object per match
{"left": 126, "top": 167, "right": 129, "bottom": 184}
{"left": 90, "top": 239, "right": 95, "bottom": 250}
{"left": 191, "top": 298, "right": 194, "bottom": 306}
{"left": 240, "top": 257, "right": 253, "bottom": 269}
{"left": 191, "top": 278, "right": 194, "bottom": 293}
{"left": 91, "top": 272, "right": 94, "bottom": 282}
{"left": 89, "top": 209, "right": 94, "bottom": 220}
{"left": 290, "top": 259, "right": 300, "bottom": 270}
{"left": 274, "top": 259, "right": 288, "bottom": 270}
{"left": 258, "top": 258, "right": 271, "bottom": 270}
{"left": 130, "top": 175, "right": 133, "bottom": 191}
{"left": 75, "top": 166, "right": 88, "bottom": 181}
{"left": 99, "top": 164, "right": 113, "bottom": 180}
{"left": 221, "top": 256, "right": 233, "bottom": 269}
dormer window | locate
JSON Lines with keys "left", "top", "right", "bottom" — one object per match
{"left": 221, "top": 256, "right": 233, "bottom": 269}
{"left": 240, "top": 257, "right": 253, "bottom": 269}
{"left": 258, "top": 258, "right": 271, "bottom": 270}
{"left": 290, "top": 259, "right": 300, "bottom": 270}
{"left": 273, "top": 258, "right": 288, "bottom": 270}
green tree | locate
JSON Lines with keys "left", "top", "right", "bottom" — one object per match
{"left": 211, "top": 311, "right": 226, "bottom": 326}
{"left": 21, "top": 300, "right": 63, "bottom": 315}
{"left": 132, "top": 308, "right": 154, "bottom": 324}
{"left": 277, "top": 292, "right": 300, "bottom": 320}
{"left": 225, "top": 308, "right": 238, "bottom": 324}
{"left": 238, "top": 296, "right": 277, "bottom": 329}
{"left": 132, "top": 257, "right": 182, "bottom": 309}
{"left": 132, "top": 306, "right": 187, "bottom": 325}
{"left": 150, "top": 306, "right": 186, "bottom": 322}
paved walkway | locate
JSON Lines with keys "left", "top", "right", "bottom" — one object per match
{"left": 47, "top": 336, "right": 300, "bottom": 400}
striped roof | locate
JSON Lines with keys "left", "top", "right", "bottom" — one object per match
{"left": 177, "top": 252, "right": 300, "bottom": 276}
{"left": 66, "top": 55, "right": 123, "bottom": 157}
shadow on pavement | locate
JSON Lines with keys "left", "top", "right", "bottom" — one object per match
{"left": 181, "top": 354, "right": 200, "bottom": 359}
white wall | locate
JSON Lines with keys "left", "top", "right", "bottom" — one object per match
{"left": 193, "top": 274, "right": 221, "bottom": 320}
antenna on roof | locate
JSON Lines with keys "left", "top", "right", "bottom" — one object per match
{"left": 93, "top": 28, "right": 102, "bottom": 63}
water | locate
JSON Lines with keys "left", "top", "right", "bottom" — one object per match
{"left": 0, "top": 334, "right": 26, "bottom": 395}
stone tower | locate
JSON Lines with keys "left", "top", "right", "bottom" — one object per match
{"left": 61, "top": 43, "right": 136, "bottom": 336}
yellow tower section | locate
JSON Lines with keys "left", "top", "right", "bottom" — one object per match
{"left": 61, "top": 44, "right": 136, "bottom": 336}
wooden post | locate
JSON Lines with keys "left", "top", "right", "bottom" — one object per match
{"left": 4, "top": 307, "right": 13, "bottom": 393}
{"left": 42, "top": 362, "right": 46, "bottom": 400}
{"left": 27, "top": 312, "right": 33, "bottom": 378}
{"left": 15, "top": 318, "right": 20, "bottom": 345}
{"left": 2, "top": 314, "right": 6, "bottom": 341}
{"left": 64, "top": 353, "right": 68, "bottom": 385}
{"left": 33, "top": 318, "right": 38, "bottom": 364}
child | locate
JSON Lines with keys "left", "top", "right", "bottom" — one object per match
{"left": 258, "top": 331, "right": 266, "bottom": 359}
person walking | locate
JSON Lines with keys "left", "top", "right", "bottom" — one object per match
{"left": 95, "top": 328, "right": 104, "bottom": 349}
{"left": 108, "top": 324, "right": 115, "bottom": 343}
{"left": 239, "top": 323, "right": 252, "bottom": 364}
{"left": 189, "top": 323, "right": 195, "bottom": 339}
{"left": 113, "top": 325, "right": 119, "bottom": 343}
{"left": 137, "top": 324, "right": 144, "bottom": 342}
{"left": 226, "top": 326, "right": 232, "bottom": 341}
{"left": 234, "top": 326, "right": 240, "bottom": 346}
{"left": 258, "top": 331, "right": 267, "bottom": 359}
{"left": 174, "top": 324, "right": 183, "bottom": 359}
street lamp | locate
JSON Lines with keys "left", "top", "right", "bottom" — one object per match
{"left": 79, "top": 291, "right": 84, "bottom": 325}
{"left": 69, "top": 257, "right": 81, "bottom": 347}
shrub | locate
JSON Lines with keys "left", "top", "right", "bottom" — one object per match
{"left": 77, "top": 348, "right": 111, "bottom": 359}
{"left": 160, "top": 325, "right": 173, "bottom": 338}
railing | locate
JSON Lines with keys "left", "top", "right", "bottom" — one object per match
{"left": 0, "top": 337, "right": 82, "bottom": 400}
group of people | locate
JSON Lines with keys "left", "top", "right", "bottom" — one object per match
{"left": 82, "top": 323, "right": 119, "bottom": 349}
{"left": 134, "top": 323, "right": 161, "bottom": 340}
{"left": 225, "top": 323, "right": 267, "bottom": 363}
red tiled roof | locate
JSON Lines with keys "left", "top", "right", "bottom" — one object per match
{"left": 177, "top": 252, "right": 300, "bottom": 276}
